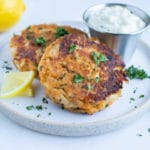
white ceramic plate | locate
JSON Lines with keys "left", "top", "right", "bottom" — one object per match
{"left": 0, "top": 21, "right": 150, "bottom": 136}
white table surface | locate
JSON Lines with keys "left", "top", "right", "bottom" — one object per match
{"left": 0, "top": 0, "right": 150, "bottom": 149}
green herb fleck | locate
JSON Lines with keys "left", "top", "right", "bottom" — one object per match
{"left": 105, "top": 104, "right": 109, "bottom": 108}
{"left": 35, "top": 37, "right": 46, "bottom": 46}
{"left": 44, "top": 107, "right": 48, "bottom": 110}
{"left": 2, "top": 61, "right": 13, "bottom": 72}
{"left": 26, "top": 105, "right": 34, "bottom": 110}
{"left": 73, "top": 73, "right": 84, "bottom": 83}
{"left": 36, "top": 105, "right": 43, "bottom": 110}
{"left": 95, "top": 76, "right": 100, "bottom": 83}
{"left": 137, "top": 134, "right": 142, "bottom": 137}
{"left": 42, "top": 97, "right": 48, "bottom": 104}
{"left": 139, "top": 95, "right": 144, "bottom": 98}
{"left": 148, "top": 128, "right": 150, "bottom": 133}
{"left": 92, "top": 51, "right": 99, "bottom": 65}
{"left": 5, "top": 66, "right": 13, "bottom": 70}
{"left": 134, "top": 106, "right": 137, "bottom": 108}
{"left": 130, "top": 98, "right": 135, "bottom": 101}
{"left": 92, "top": 51, "right": 108, "bottom": 65}
{"left": 61, "top": 104, "right": 64, "bottom": 109}
{"left": 4, "top": 61, "right": 8, "bottom": 64}
{"left": 69, "top": 44, "right": 77, "bottom": 53}
{"left": 48, "top": 112, "right": 51, "bottom": 116}
{"left": 126, "top": 65, "right": 150, "bottom": 80}
{"left": 55, "top": 27, "right": 69, "bottom": 38}
{"left": 99, "top": 53, "right": 108, "bottom": 62}
{"left": 37, "top": 114, "right": 40, "bottom": 118}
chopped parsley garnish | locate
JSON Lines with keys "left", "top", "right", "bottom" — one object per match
{"left": 44, "top": 107, "right": 48, "bottom": 110}
{"left": 42, "top": 97, "right": 48, "bottom": 104}
{"left": 35, "top": 37, "right": 46, "bottom": 46}
{"left": 61, "top": 104, "right": 64, "bottom": 109}
{"left": 139, "top": 95, "right": 144, "bottom": 98}
{"left": 73, "top": 73, "right": 84, "bottom": 83}
{"left": 2, "top": 61, "right": 13, "bottom": 73}
{"left": 37, "top": 114, "right": 40, "bottom": 118}
{"left": 69, "top": 44, "right": 77, "bottom": 53}
{"left": 5, "top": 66, "right": 13, "bottom": 70}
{"left": 133, "top": 89, "right": 137, "bottom": 94}
{"left": 4, "top": 61, "right": 8, "bottom": 64}
{"left": 105, "top": 104, "right": 109, "bottom": 108}
{"left": 137, "top": 134, "right": 142, "bottom": 137}
{"left": 95, "top": 76, "right": 100, "bottom": 83}
{"left": 55, "top": 27, "right": 69, "bottom": 38}
{"left": 36, "top": 105, "right": 43, "bottom": 110}
{"left": 92, "top": 52, "right": 99, "bottom": 65}
{"left": 99, "top": 53, "right": 108, "bottom": 62}
{"left": 130, "top": 98, "right": 135, "bottom": 101}
{"left": 92, "top": 51, "right": 108, "bottom": 65}
{"left": 126, "top": 65, "right": 150, "bottom": 79}
{"left": 26, "top": 105, "right": 34, "bottom": 110}
{"left": 48, "top": 112, "right": 51, "bottom": 116}
{"left": 148, "top": 128, "right": 150, "bottom": 133}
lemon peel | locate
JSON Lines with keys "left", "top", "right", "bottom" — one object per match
{"left": 0, "top": 0, "right": 26, "bottom": 32}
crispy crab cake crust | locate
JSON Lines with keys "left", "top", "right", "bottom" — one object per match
{"left": 39, "top": 34, "right": 127, "bottom": 114}
{"left": 10, "top": 24, "right": 86, "bottom": 76}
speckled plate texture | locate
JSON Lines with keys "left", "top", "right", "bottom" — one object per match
{"left": 0, "top": 21, "right": 150, "bottom": 136}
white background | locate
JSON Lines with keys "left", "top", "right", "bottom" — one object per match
{"left": 0, "top": 0, "right": 150, "bottom": 149}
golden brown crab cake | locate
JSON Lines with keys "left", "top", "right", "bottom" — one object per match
{"left": 39, "top": 34, "right": 127, "bottom": 114}
{"left": 10, "top": 24, "right": 87, "bottom": 76}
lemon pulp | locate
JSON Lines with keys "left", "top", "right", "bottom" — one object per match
{"left": 18, "top": 85, "right": 34, "bottom": 97}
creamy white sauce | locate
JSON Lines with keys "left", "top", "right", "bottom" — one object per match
{"left": 88, "top": 6, "right": 146, "bottom": 33}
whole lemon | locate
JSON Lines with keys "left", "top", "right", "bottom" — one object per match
{"left": 0, "top": 0, "right": 26, "bottom": 32}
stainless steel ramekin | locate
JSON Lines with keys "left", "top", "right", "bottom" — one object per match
{"left": 83, "top": 3, "right": 150, "bottom": 62}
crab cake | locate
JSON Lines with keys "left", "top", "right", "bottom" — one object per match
{"left": 39, "top": 34, "right": 127, "bottom": 114}
{"left": 10, "top": 24, "right": 86, "bottom": 76}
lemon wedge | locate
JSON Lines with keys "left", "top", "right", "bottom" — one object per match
{"left": 18, "top": 85, "right": 34, "bottom": 97}
{"left": 0, "top": 71, "right": 34, "bottom": 98}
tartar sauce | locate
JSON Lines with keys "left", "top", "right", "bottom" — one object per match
{"left": 88, "top": 6, "right": 146, "bottom": 33}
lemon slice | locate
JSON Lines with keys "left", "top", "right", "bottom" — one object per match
{"left": 0, "top": 71, "right": 35, "bottom": 98}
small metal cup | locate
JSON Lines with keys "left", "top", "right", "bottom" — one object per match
{"left": 83, "top": 3, "right": 150, "bottom": 62}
